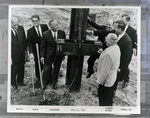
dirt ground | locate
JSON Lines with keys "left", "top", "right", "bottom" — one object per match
{"left": 10, "top": 7, "right": 138, "bottom": 106}
{"left": 11, "top": 55, "right": 137, "bottom": 106}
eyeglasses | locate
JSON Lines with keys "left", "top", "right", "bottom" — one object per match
{"left": 32, "top": 20, "right": 39, "bottom": 22}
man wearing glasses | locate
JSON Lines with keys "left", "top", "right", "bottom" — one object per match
{"left": 27, "top": 15, "right": 49, "bottom": 85}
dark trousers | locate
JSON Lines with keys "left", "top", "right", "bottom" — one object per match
{"left": 87, "top": 54, "right": 99, "bottom": 73}
{"left": 98, "top": 84, "right": 113, "bottom": 106}
{"left": 42, "top": 64, "right": 52, "bottom": 87}
{"left": 34, "top": 57, "right": 42, "bottom": 79}
{"left": 42, "top": 55, "right": 63, "bottom": 87}
{"left": 113, "top": 66, "right": 130, "bottom": 94}
{"left": 121, "top": 67, "right": 130, "bottom": 82}
{"left": 52, "top": 55, "right": 63, "bottom": 86}
{"left": 11, "top": 62, "right": 24, "bottom": 85}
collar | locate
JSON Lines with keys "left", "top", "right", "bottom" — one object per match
{"left": 124, "top": 24, "right": 129, "bottom": 32}
{"left": 118, "top": 31, "right": 125, "bottom": 41}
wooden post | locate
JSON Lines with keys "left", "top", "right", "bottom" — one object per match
{"left": 66, "top": 9, "right": 89, "bottom": 92}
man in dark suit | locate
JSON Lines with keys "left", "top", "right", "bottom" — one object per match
{"left": 27, "top": 15, "right": 49, "bottom": 84}
{"left": 40, "top": 19, "right": 66, "bottom": 89}
{"left": 11, "top": 17, "right": 27, "bottom": 89}
{"left": 86, "top": 17, "right": 114, "bottom": 78}
{"left": 113, "top": 20, "right": 132, "bottom": 95}
{"left": 121, "top": 14, "right": 137, "bottom": 88}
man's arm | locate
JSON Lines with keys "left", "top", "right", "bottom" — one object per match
{"left": 88, "top": 17, "right": 106, "bottom": 30}
{"left": 97, "top": 54, "right": 111, "bottom": 85}
{"left": 21, "top": 26, "right": 28, "bottom": 62}
{"left": 94, "top": 30, "right": 115, "bottom": 36}
{"left": 119, "top": 41, "right": 132, "bottom": 70}
{"left": 21, "top": 26, "right": 27, "bottom": 51}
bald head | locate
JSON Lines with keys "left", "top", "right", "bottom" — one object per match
{"left": 108, "top": 33, "right": 118, "bottom": 42}
{"left": 105, "top": 33, "right": 118, "bottom": 47}
{"left": 11, "top": 17, "right": 19, "bottom": 30}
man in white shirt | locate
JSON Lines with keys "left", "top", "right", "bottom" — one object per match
{"left": 96, "top": 33, "right": 120, "bottom": 106}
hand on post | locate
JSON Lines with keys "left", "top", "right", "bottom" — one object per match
{"left": 86, "top": 30, "right": 93, "bottom": 36}
{"left": 87, "top": 16, "right": 91, "bottom": 22}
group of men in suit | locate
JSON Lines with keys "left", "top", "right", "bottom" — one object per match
{"left": 11, "top": 13, "right": 137, "bottom": 106}
{"left": 87, "top": 14, "right": 137, "bottom": 106}
{"left": 11, "top": 15, "right": 65, "bottom": 90}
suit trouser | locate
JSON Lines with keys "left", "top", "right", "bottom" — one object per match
{"left": 121, "top": 67, "right": 130, "bottom": 82}
{"left": 34, "top": 57, "right": 42, "bottom": 79}
{"left": 42, "top": 64, "right": 52, "bottom": 87}
{"left": 112, "top": 67, "right": 129, "bottom": 98}
{"left": 11, "top": 62, "right": 25, "bottom": 85}
{"left": 87, "top": 54, "right": 99, "bottom": 73}
{"left": 42, "top": 55, "right": 63, "bottom": 87}
{"left": 52, "top": 55, "right": 63, "bottom": 86}
{"left": 98, "top": 84, "right": 113, "bottom": 106}
{"left": 122, "top": 52, "right": 132, "bottom": 83}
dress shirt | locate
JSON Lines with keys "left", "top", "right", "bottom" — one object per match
{"left": 96, "top": 45, "right": 121, "bottom": 87}
{"left": 34, "top": 25, "right": 42, "bottom": 37}
{"left": 11, "top": 28, "right": 17, "bottom": 36}
{"left": 124, "top": 24, "right": 129, "bottom": 32}
{"left": 51, "top": 30, "right": 58, "bottom": 40}
{"left": 118, "top": 31, "right": 125, "bottom": 42}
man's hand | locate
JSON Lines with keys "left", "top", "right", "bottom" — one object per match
{"left": 117, "top": 69, "right": 121, "bottom": 73}
{"left": 87, "top": 16, "right": 91, "bottom": 22}
{"left": 41, "top": 57, "right": 44, "bottom": 64}
{"left": 133, "top": 48, "right": 137, "bottom": 56}
{"left": 97, "top": 48, "right": 103, "bottom": 54}
{"left": 29, "top": 53, "right": 34, "bottom": 60}
{"left": 86, "top": 30, "right": 93, "bottom": 36}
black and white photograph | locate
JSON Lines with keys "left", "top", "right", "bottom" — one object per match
{"left": 7, "top": 5, "right": 141, "bottom": 114}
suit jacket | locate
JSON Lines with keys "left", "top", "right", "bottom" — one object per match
{"left": 27, "top": 24, "right": 49, "bottom": 57}
{"left": 40, "top": 30, "right": 66, "bottom": 64}
{"left": 126, "top": 25, "right": 137, "bottom": 49}
{"left": 117, "top": 33, "right": 132, "bottom": 70}
{"left": 96, "top": 45, "right": 120, "bottom": 87}
{"left": 11, "top": 25, "right": 27, "bottom": 63}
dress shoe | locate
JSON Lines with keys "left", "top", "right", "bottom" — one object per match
{"left": 122, "top": 82, "right": 129, "bottom": 88}
{"left": 86, "top": 72, "right": 94, "bottom": 78}
{"left": 12, "top": 83, "right": 18, "bottom": 89}
{"left": 18, "top": 82, "right": 26, "bottom": 86}
{"left": 52, "top": 84, "right": 57, "bottom": 90}
{"left": 35, "top": 78, "right": 40, "bottom": 84}
{"left": 43, "top": 85, "right": 47, "bottom": 90}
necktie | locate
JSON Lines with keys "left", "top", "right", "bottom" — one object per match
{"left": 36, "top": 26, "right": 41, "bottom": 38}
{"left": 53, "top": 32, "right": 56, "bottom": 41}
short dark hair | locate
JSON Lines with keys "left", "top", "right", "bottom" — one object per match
{"left": 48, "top": 19, "right": 58, "bottom": 26}
{"left": 115, "top": 20, "right": 126, "bottom": 31}
{"left": 31, "top": 14, "right": 40, "bottom": 20}
{"left": 121, "top": 14, "right": 130, "bottom": 22}
{"left": 48, "top": 19, "right": 55, "bottom": 26}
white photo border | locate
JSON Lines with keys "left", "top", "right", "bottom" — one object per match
{"left": 7, "top": 5, "right": 141, "bottom": 114}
